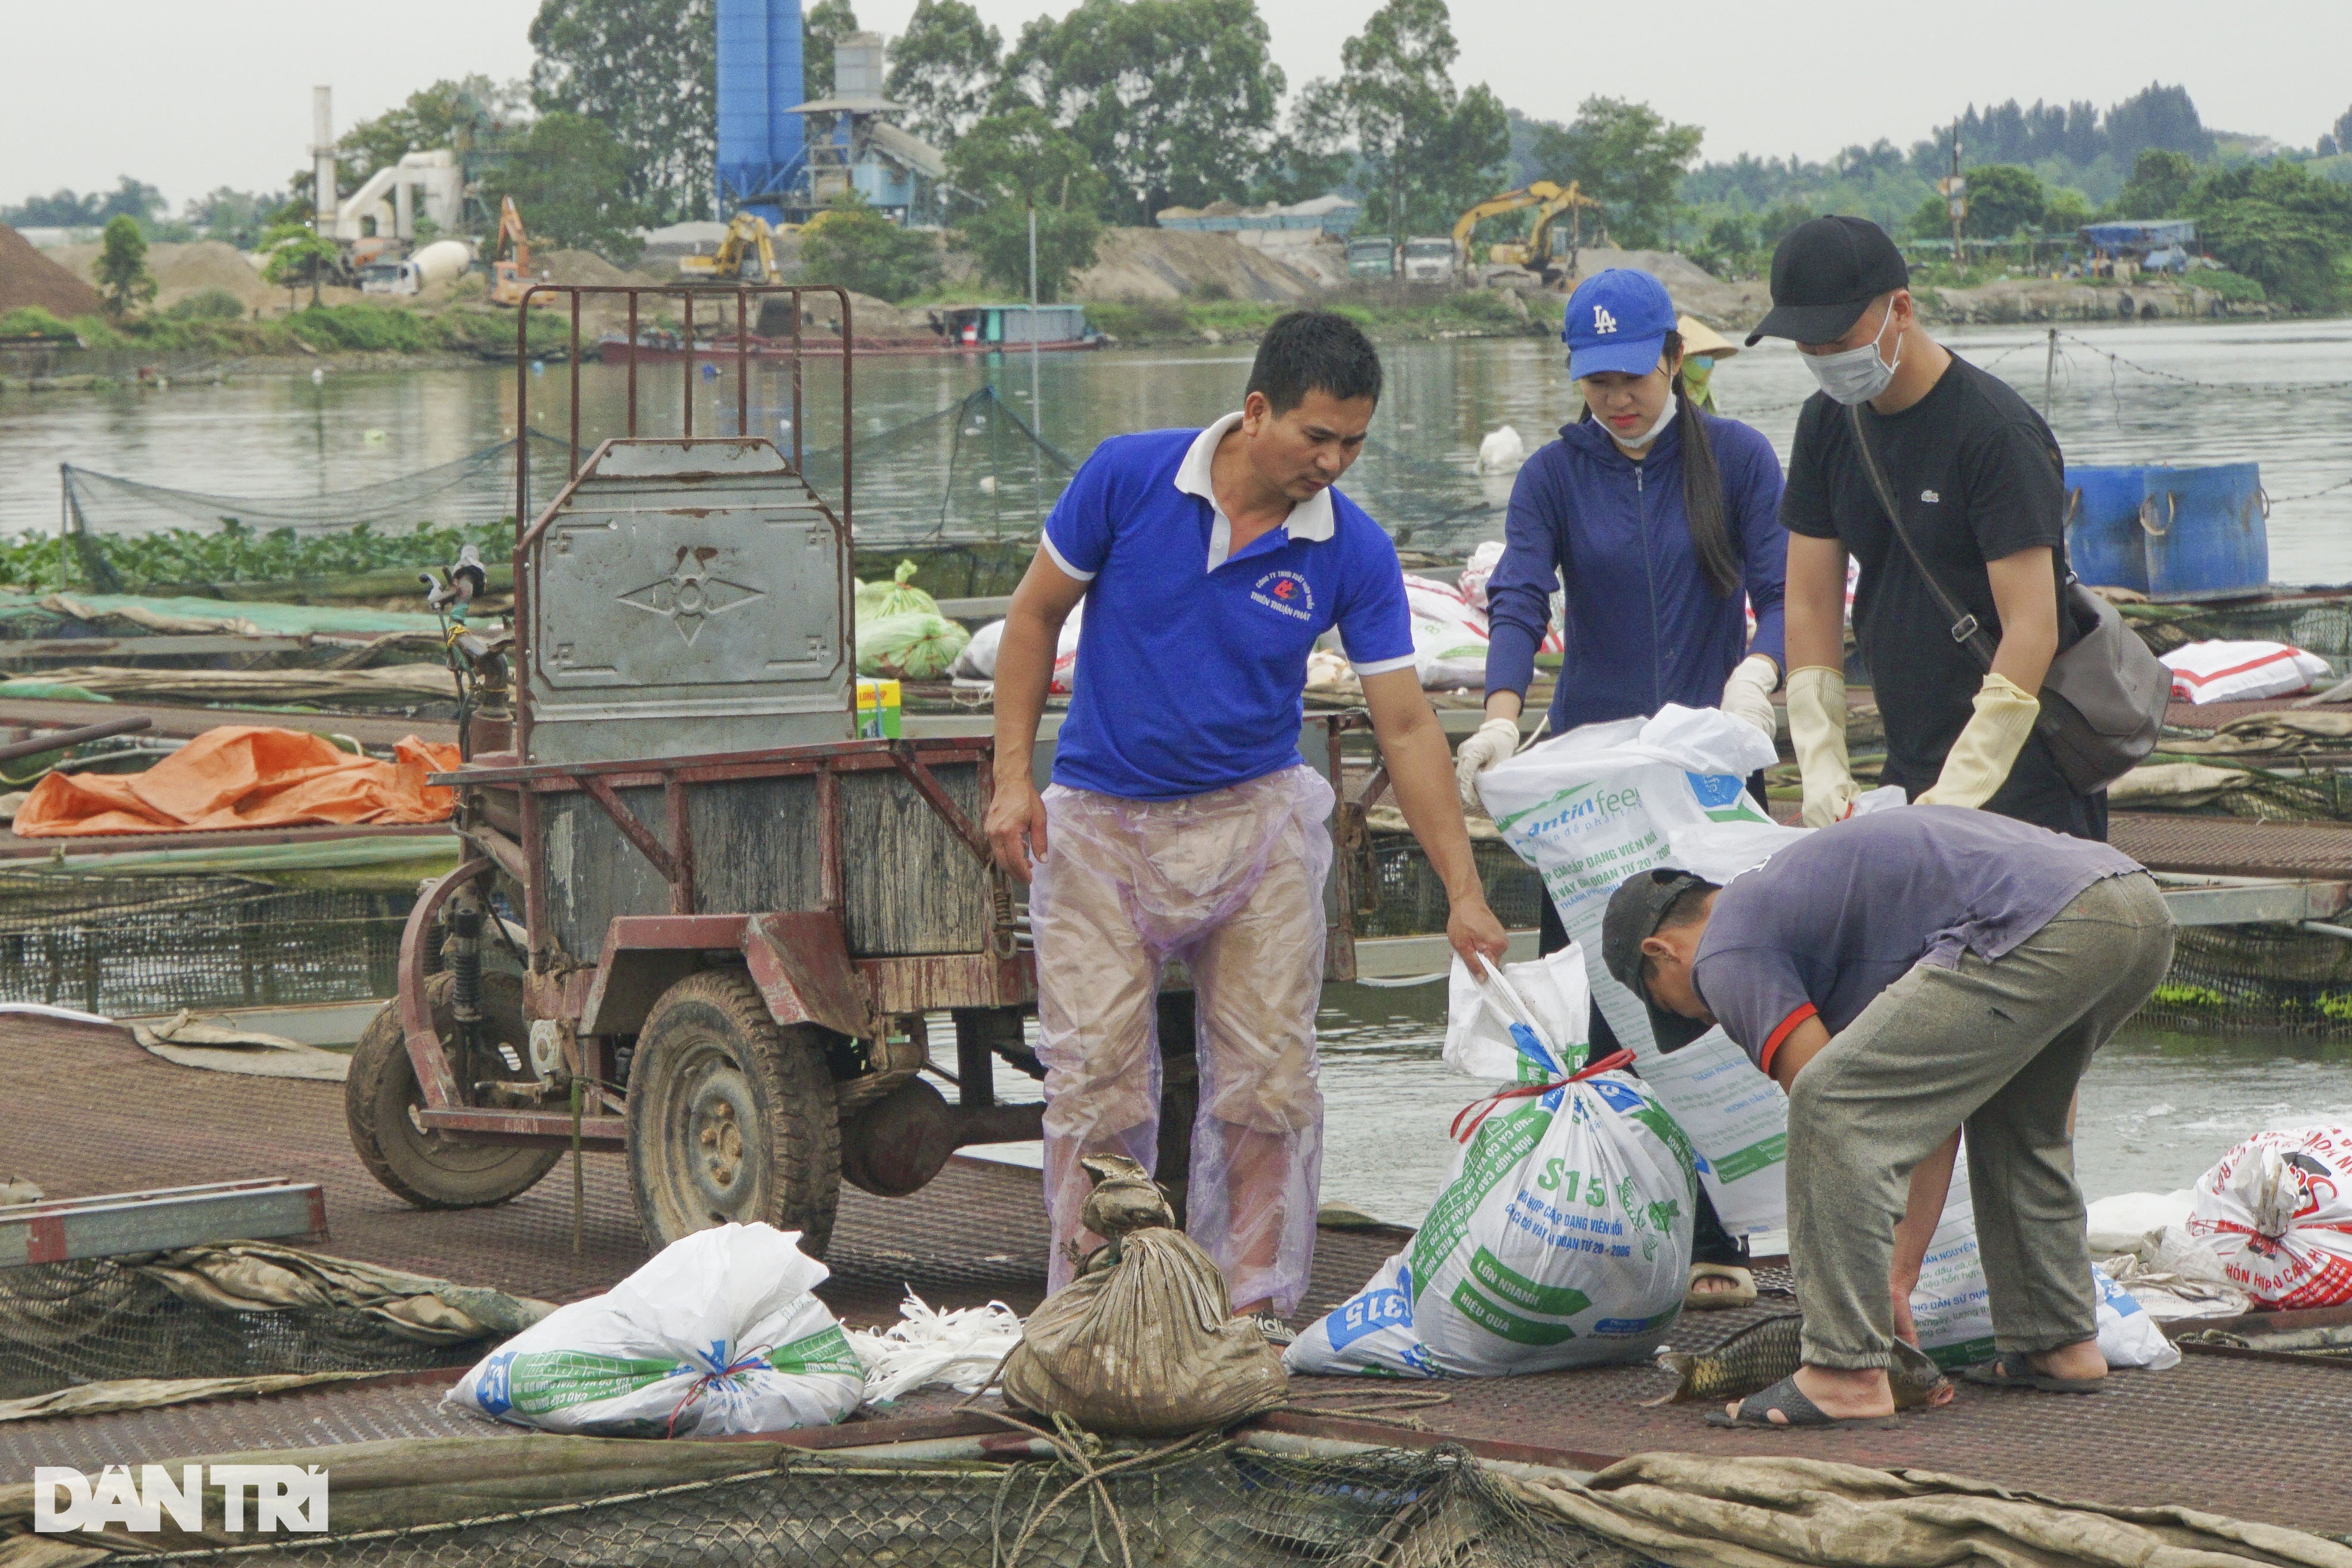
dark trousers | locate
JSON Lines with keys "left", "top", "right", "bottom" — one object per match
{"left": 1537, "top": 896, "right": 1749, "bottom": 1267}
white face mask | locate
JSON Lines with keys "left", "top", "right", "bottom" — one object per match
{"left": 1591, "top": 395, "right": 1677, "bottom": 452}
{"left": 1804, "top": 300, "right": 1902, "bottom": 406}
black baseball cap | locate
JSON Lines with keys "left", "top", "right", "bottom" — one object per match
{"left": 1745, "top": 215, "right": 1910, "bottom": 347}
{"left": 1601, "top": 868, "right": 1719, "bottom": 1052}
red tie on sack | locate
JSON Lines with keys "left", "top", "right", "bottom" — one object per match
{"left": 1448, "top": 1049, "right": 1637, "bottom": 1144}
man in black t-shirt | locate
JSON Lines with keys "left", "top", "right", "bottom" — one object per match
{"left": 1748, "top": 217, "right": 2103, "bottom": 840}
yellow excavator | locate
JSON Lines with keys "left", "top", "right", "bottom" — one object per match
{"left": 677, "top": 212, "right": 782, "bottom": 284}
{"left": 1456, "top": 180, "right": 1600, "bottom": 285}
{"left": 487, "top": 196, "right": 534, "bottom": 307}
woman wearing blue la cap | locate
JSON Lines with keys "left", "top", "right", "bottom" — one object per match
{"left": 1456, "top": 267, "right": 1790, "bottom": 1307}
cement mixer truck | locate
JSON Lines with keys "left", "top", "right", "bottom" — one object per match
{"left": 359, "top": 239, "right": 475, "bottom": 296}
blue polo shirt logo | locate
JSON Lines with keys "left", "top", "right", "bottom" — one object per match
{"left": 1252, "top": 569, "right": 1314, "bottom": 621}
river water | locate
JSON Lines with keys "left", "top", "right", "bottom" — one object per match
{"left": 7, "top": 320, "right": 2352, "bottom": 1225}
{"left": 7, "top": 318, "right": 2352, "bottom": 577}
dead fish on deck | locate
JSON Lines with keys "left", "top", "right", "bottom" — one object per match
{"left": 1643, "top": 1313, "right": 1954, "bottom": 1409}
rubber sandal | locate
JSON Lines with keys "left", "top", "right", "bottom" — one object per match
{"left": 1685, "top": 1262, "right": 1757, "bottom": 1312}
{"left": 1703, "top": 1373, "right": 1901, "bottom": 1430}
{"left": 1961, "top": 1351, "right": 2107, "bottom": 1393}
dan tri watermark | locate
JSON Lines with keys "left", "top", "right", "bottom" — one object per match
{"left": 35, "top": 1465, "right": 328, "bottom": 1534}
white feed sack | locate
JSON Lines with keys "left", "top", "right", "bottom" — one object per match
{"left": 1287, "top": 1068, "right": 1697, "bottom": 1378}
{"left": 448, "top": 1222, "right": 863, "bottom": 1436}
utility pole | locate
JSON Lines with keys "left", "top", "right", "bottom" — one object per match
{"left": 1946, "top": 127, "right": 1966, "bottom": 267}
{"left": 1027, "top": 203, "right": 1042, "bottom": 529}
{"left": 2043, "top": 326, "right": 2058, "bottom": 420}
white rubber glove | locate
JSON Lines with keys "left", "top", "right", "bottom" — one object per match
{"left": 1455, "top": 716, "right": 1522, "bottom": 809}
{"left": 1917, "top": 673, "right": 2041, "bottom": 809}
{"left": 1718, "top": 654, "right": 1781, "bottom": 741}
{"left": 1785, "top": 666, "right": 1862, "bottom": 828}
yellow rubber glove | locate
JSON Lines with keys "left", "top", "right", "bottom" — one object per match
{"left": 1917, "top": 673, "right": 2042, "bottom": 809}
{"left": 1785, "top": 666, "right": 1861, "bottom": 828}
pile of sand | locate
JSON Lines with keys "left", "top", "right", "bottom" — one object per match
{"left": 0, "top": 224, "right": 103, "bottom": 319}
{"left": 531, "top": 248, "right": 669, "bottom": 288}
{"left": 1556, "top": 247, "right": 1769, "bottom": 329}
{"left": 43, "top": 239, "right": 273, "bottom": 313}
{"left": 1074, "top": 229, "right": 1322, "bottom": 303}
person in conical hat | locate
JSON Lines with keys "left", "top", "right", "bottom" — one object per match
{"left": 1676, "top": 314, "right": 1740, "bottom": 413}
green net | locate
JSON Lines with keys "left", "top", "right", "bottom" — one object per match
{"left": 103, "top": 1441, "right": 1651, "bottom": 1568}
{"left": 2139, "top": 920, "right": 2352, "bottom": 1035}
{"left": 0, "top": 1260, "right": 476, "bottom": 1403}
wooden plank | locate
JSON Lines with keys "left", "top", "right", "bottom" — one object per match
{"left": 840, "top": 762, "right": 992, "bottom": 956}
{"left": 0, "top": 697, "right": 456, "bottom": 748}
{"left": 0, "top": 821, "right": 452, "bottom": 861}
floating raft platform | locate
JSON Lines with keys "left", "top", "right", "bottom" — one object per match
{"left": 5, "top": 1013, "right": 2351, "bottom": 1533}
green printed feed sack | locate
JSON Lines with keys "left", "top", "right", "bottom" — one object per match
{"left": 447, "top": 1222, "right": 863, "bottom": 1435}
{"left": 1285, "top": 1068, "right": 1697, "bottom": 1377}
{"left": 857, "top": 611, "right": 971, "bottom": 681}
{"left": 1476, "top": 705, "right": 1776, "bottom": 1059}
{"left": 855, "top": 560, "right": 941, "bottom": 622}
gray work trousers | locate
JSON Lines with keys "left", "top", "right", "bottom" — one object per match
{"left": 1784, "top": 871, "right": 2175, "bottom": 1372}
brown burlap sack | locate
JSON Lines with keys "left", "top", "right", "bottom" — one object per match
{"left": 1000, "top": 1157, "right": 1288, "bottom": 1436}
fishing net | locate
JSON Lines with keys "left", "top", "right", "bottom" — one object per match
{"left": 0, "top": 1259, "right": 473, "bottom": 1403}
{"left": 2138, "top": 920, "right": 2352, "bottom": 1036}
{"left": 1355, "top": 834, "right": 1547, "bottom": 938}
{"left": 803, "top": 384, "right": 1078, "bottom": 550}
{"left": 2125, "top": 597, "right": 2352, "bottom": 662}
{"left": 60, "top": 435, "right": 570, "bottom": 542}
{"left": 0, "top": 873, "right": 412, "bottom": 1016}
{"left": 101, "top": 1441, "right": 1649, "bottom": 1568}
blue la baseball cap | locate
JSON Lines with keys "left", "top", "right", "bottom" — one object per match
{"left": 1562, "top": 269, "right": 1677, "bottom": 379}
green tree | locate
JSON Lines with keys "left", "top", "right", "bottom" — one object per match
{"left": 2112, "top": 148, "right": 2197, "bottom": 218}
{"left": 2189, "top": 159, "right": 2352, "bottom": 311}
{"left": 337, "top": 76, "right": 529, "bottom": 186}
{"left": 1336, "top": 0, "right": 1510, "bottom": 238}
{"left": 804, "top": 0, "right": 861, "bottom": 101}
{"left": 946, "top": 107, "right": 1105, "bottom": 298}
{"left": 529, "top": 0, "right": 715, "bottom": 224}
{"left": 798, "top": 193, "right": 942, "bottom": 301}
{"left": 1251, "top": 76, "right": 1354, "bottom": 206}
{"left": 1530, "top": 97, "right": 1703, "bottom": 249}
{"left": 2042, "top": 186, "right": 2092, "bottom": 234}
{"left": 93, "top": 215, "right": 156, "bottom": 319}
{"left": 885, "top": 0, "right": 1001, "bottom": 148}
{"left": 258, "top": 220, "right": 341, "bottom": 307}
{"left": 1905, "top": 193, "right": 1955, "bottom": 242}
{"left": 998, "top": 0, "right": 1285, "bottom": 223}
{"left": 478, "top": 112, "right": 651, "bottom": 263}
{"left": 1959, "top": 164, "right": 2046, "bottom": 236}
{"left": 180, "top": 187, "right": 288, "bottom": 249}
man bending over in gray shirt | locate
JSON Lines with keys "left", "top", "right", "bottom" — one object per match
{"left": 1600, "top": 806, "right": 2175, "bottom": 1428}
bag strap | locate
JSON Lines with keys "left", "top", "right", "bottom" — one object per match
{"left": 1845, "top": 403, "right": 2001, "bottom": 670}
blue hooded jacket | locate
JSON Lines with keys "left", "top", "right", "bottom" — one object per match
{"left": 1485, "top": 409, "right": 1788, "bottom": 735}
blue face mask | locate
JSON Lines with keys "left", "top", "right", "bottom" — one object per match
{"left": 1686, "top": 355, "right": 1714, "bottom": 371}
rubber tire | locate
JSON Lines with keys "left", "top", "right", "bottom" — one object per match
{"left": 345, "top": 972, "right": 562, "bottom": 1209}
{"left": 626, "top": 970, "right": 842, "bottom": 1257}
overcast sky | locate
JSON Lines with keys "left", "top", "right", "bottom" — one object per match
{"left": 7, "top": 1, "right": 2348, "bottom": 207}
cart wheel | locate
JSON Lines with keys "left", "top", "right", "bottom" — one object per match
{"left": 346, "top": 972, "right": 561, "bottom": 1209}
{"left": 626, "top": 970, "right": 842, "bottom": 1256}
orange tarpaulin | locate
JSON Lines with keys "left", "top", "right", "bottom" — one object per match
{"left": 13, "top": 726, "right": 461, "bottom": 837}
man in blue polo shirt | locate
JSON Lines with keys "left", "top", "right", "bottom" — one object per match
{"left": 987, "top": 312, "right": 1509, "bottom": 1335}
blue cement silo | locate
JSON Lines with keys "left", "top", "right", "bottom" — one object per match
{"left": 716, "top": 0, "right": 806, "bottom": 223}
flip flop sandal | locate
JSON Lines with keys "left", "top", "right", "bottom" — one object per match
{"left": 1961, "top": 1352, "right": 2108, "bottom": 1394}
{"left": 1684, "top": 1262, "right": 1757, "bottom": 1312}
{"left": 1703, "top": 1374, "right": 1901, "bottom": 1430}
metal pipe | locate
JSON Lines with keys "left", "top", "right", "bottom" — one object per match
{"left": 0, "top": 715, "right": 152, "bottom": 765}
{"left": 682, "top": 292, "right": 695, "bottom": 438}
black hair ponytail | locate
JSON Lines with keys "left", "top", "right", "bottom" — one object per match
{"left": 1575, "top": 328, "right": 1740, "bottom": 597}
{"left": 1663, "top": 329, "right": 1740, "bottom": 598}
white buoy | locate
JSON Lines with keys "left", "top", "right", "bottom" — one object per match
{"left": 310, "top": 367, "right": 324, "bottom": 385}
{"left": 1479, "top": 425, "right": 1526, "bottom": 472}
{"left": 977, "top": 475, "right": 998, "bottom": 495}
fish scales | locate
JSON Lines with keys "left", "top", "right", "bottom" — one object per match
{"left": 1648, "top": 1313, "right": 1950, "bottom": 1407}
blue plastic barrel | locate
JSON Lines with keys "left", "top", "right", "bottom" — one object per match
{"left": 2066, "top": 463, "right": 2266, "bottom": 602}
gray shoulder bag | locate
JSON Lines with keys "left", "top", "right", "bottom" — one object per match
{"left": 1845, "top": 403, "right": 2168, "bottom": 796}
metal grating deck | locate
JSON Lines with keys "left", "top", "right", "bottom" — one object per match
{"left": 7, "top": 1018, "right": 2352, "bottom": 1535}
{"left": 2107, "top": 811, "right": 2352, "bottom": 879}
